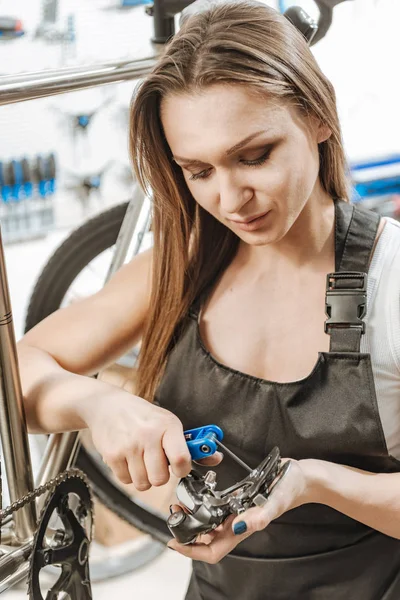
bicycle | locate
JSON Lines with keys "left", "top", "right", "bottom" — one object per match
{"left": 0, "top": 1, "right": 349, "bottom": 597}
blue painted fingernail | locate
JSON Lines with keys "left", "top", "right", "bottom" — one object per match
{"left": 233, "top": 521, "right": 247, "bottom": 535}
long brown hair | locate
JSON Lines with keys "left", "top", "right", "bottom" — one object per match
{"left": 130, "top": 1, "right": 350, "bottom": 400}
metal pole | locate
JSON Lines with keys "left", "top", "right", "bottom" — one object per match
{"left": 0, "top": 228, "right": 37, "bottom": 542}
{"left": 0, "top": 542, "right": 31, "bottom": 592}
{"left": 0, "top": 58, "right": 157, "bottom": 105}
{"left": 106, "top": 185, "right": 150, "bottom": 280}
{"left": 36, "top": 433, "right": 79, "bottom": 487}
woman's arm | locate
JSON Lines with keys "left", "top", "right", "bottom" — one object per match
{"left": 307, "top": 459, "right": 400, "bottom": 539}
{"left": 18, "top": 248, "right": 152, "bottom": 434}
{"left": 17, "top": 344, "right": 136, "bottom": 433}
{"left": 17, "top": 247, "right": 201, "bottom": 488}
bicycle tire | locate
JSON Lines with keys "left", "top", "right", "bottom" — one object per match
{"left": 24, "top": 202, "right": 129, "bottom": 332}
{"left": 24, "top": 201, "right": 169, "bottom": 544}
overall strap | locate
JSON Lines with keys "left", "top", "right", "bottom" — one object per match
{"left": 326, "top": 199, "right": 380, "bottom": 352}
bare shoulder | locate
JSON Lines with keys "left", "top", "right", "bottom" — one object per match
{"left": 19, "top": 248, "right": 153, "bottom": 376}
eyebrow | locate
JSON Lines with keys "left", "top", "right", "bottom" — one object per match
{"left": 173, "top": 130, "right": 272, "bottom": 166}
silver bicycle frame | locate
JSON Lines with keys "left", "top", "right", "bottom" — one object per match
{"left": 0, "top": 57, "right": 156, "bottom": 590}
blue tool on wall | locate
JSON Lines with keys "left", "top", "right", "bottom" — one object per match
{"left": 121, "top": 0, "right": 152, "bottom": 7}
{"left": 10, "top": 159, "right": 24, "bottom": 201}
{"left": 0, "top": 154, "right": 57, "bottom": 243}
{"left": 0, "top": 17, "right": 25, "bottom": 39}
{"left": 21, "top": 158, "right": 33, "bottom": 199}
{"left": 46, "top": 153, "right": 57, "bottom": 195}
{"left": 0, "top": 162, "right": 11, "bottom": 203}
{"left": 34, "top": 153, "right": 57, "bottom": 198}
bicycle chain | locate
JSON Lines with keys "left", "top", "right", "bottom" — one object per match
{"left": 0, "top": 467, "right": 91, "bottom": 522}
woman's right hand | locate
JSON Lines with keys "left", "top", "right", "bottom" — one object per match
{"left": 82, "top": 392, "right": 192, "bottom": 490}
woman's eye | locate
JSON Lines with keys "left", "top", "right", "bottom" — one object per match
{"left": 189, "top": 168, "right": 212, "bottom": 181}
{"left": 187, "top": 148, "right": 272, "bottom": 182}
{"left": 242, "top": 148, "right": 271, "bottom": 167}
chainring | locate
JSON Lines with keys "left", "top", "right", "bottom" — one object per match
{"left": 28, "top": 471, "right": 93, "bottom": 600}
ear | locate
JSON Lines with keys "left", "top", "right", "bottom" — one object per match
{"left": 317, "top": 122, "right": 332, "bottom": 144}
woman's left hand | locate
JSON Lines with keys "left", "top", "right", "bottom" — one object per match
{"left": 167, "top": 458, "right": 317, "bottom": 564}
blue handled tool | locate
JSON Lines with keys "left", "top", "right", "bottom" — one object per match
{"left": 184, "top": 424, "right": 252, "bottom": 472}
{"left": 184, "top": 425, "right": 224, "bottom": 461}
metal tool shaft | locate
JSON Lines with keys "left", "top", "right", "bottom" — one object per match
{"left": 215, "top": 440, "right": 252, "bottom": 473}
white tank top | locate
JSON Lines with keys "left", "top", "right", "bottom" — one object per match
{"left": 361, "top": 217, "right": 400, "bottom": 459}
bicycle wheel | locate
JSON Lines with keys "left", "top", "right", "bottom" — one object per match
{"left": 24, "top": 201, "right": 170, "bottom": 580}
{"left": 25, "top": 202, "right": 130, "bottom": 331}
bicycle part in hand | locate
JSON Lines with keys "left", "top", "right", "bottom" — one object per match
{"left": 28, "top": 471, "right": 93, "bottom": 600}
{"left": 168, "top": 446, "right": 290, "bottom": 545}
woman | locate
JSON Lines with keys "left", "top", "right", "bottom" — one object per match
{"left": 18, "top": 2, "right": 400, "bottom": 598}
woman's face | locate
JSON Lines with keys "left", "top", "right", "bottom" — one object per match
{"left": 161, "top": 84, "right": 331, "bottom": 247}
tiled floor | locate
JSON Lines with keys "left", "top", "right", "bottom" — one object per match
{"left": 3, "top": 230, "right": 192, "bottom": 599}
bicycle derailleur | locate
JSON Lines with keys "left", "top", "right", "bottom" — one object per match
{"left": 168, "top": 441, "right": 290, "bottom": 545}
{"left": 28, "top": 470, "right": 93, "bottom": 600}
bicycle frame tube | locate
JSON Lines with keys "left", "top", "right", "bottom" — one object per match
{"left": 0, "top": 0, "right": 198, "bottom": 104}
{"left": 0, "top": 58, "right": 157, "bottom": 105}
{"left": 0, "top": 228, "right": 37, "bottom": 543}
{"left": 0, "top": 542, "right": 31, "bottom": 592}
{"left": 35, "top": 432, "right": 80, "bottom": 505}
{"left": 106, "top": 185, "right": 151, "bottom": 281}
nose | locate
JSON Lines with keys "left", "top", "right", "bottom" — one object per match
{"left": 218, "top": 170, "right": 253, "bottom": 216}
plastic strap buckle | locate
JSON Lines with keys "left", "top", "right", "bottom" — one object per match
{"left": 324, "top": 272, "right": 367, "bottom": 334}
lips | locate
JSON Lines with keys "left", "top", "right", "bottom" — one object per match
{"left": 227, "top": 210, "right": 271, "bottom": 232}
{"left": 229, "top": 211, "right": 269, "bottom": 224}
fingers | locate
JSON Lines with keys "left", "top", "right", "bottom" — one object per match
{"left": 144, "top": 442, "right": 170, "bottom": 486}
{"left": 194, "top": 451, "right": 224, "bottom": 467}
{"left": 168, "top": 516, "right": 247, "bottom": 564}
{"left": 197, "top": 531, "right": 217, "bottom": 545}
{"left": 231, "top": 505, "right": 273, "bottom": 535}
{"left": 126, "top": 443, "right": 170, "bottom": 490}
{"left": 162, "top": 423, "right": 192, "bottom": 478}
{"left": 126, "top": 453, "right": 151, "bottom": 490}
{"left": 106, "top": 419, "right": 191, "bottom": 490}
{"left": 107, "top": 457, "right": 133, "bottom": 485}
{"left": 231, "top": 460, "right": 294, "bottom": 533}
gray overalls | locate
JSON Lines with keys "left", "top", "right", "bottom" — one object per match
{"left": 155, "top": 199, "right": 400, "bottom": 599}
